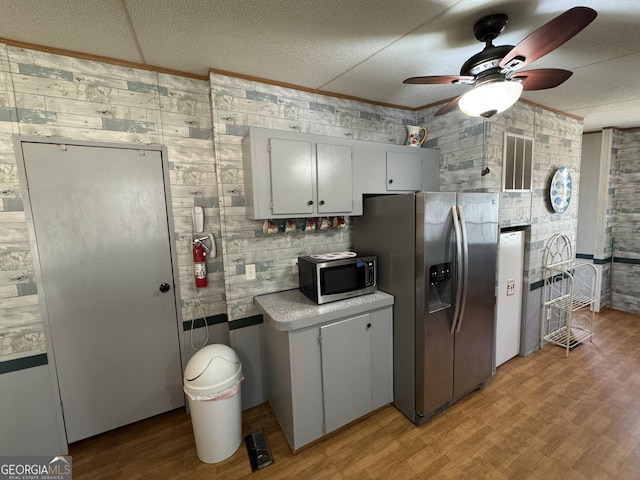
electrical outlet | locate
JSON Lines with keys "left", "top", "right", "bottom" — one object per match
{"left": 291, "top": 259, "right": 298, "bottom": 274}
{"left": 246, "top": 264, "right": 256, "bottom": 280}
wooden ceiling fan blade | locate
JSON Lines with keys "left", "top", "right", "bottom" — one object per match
{"left": 435, "top": 96, "right": 462, "bottom": 116}
{"left": 403, "top": 75, "right": 474, "bottom": 85}
{"left": 511, "top": 69, "right": 573, "bottom": 91}
{"left": 499, "top": 7, "right": 597, "bottom": 70}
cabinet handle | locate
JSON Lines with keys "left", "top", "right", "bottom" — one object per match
{"left": 388, "top": 179, "right": 393, "bottom": 184}
{"left": 366, "top": 323, "right": 371, "bottom": 329}
{"left": 307, "top": 200, "right": 314, "bottom": 206}
{"left": 319, "top": 200, "right": 325, "bottom": 206}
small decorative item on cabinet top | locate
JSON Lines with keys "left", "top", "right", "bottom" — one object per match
{"left": 406, "top": 125, "right": 427, "bottom": 147}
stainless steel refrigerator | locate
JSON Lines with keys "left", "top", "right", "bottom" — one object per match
{"left": 353, "top": 192, "right": 499, "bottom": 425}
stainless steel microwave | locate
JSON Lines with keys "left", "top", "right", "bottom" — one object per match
{"left": 298, "top": 254, "right": 377, "bottom": 304}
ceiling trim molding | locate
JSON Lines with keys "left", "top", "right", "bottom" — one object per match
{"left": 585, "top": 125, "right": 640, "bottom": 134}
{"left": 0, "top": 37, "right": 209, "bottom": 81}
{"left": 0, "top": 37, "right": 582, "bottom": 123}
{"left": 518, "top": 97, "right": 582, "bottom": 121}
{"left": 209, "top": 68, "right": 413, "bottom": 112}
{"left": 411, "top": 96, "right": 582, "bottom": 121}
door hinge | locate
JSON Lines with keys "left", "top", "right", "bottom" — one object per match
{"left": 322, "top": 421, "right": 326, "bottom": 434}
{"left": 318, "top": 333, "right": 322, "bottom": 344}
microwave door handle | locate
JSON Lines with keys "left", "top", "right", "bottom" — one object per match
{"left": 450, "top": 205, "right": 463, "bottom": 335}
{"left": 455, "top": 205, "right": 469, "bottom": 333}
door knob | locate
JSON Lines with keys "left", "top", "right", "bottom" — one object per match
{"left": 159, "top": 283, "right": 171, "bottom": 293}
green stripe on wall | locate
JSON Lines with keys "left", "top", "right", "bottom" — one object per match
{"left": 228, "top": 314, "right": 263, "bottom": 330}
{"left": 531, "top": 255, "right": 630, "bottom": 292}
{"left": 613, "top": 256, "right": 640, "bottom": 265}
{"left": 183, "top": 313, "right": 228, "bottom": 331}
{"left": 576, "top": 253, "right": 612, "bottom": 265}
{"left": 183, "top": 313, "right": 263, "bottom": 331}
{"left": 0, "top": 353, "right": 48, "bottom": 374}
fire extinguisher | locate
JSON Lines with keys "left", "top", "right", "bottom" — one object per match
{"left": 193, "top": 240, "right": 207, "bottom": 288}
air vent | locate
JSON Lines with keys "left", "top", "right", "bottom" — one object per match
{"left": 503, "top": 132, "right": 533, "bottom": 191}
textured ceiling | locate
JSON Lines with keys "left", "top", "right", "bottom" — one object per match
{"left": 1, "top": 0, "right": 639, "bottom": 132}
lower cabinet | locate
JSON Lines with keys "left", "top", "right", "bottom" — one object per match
{"left": 264, "top": 306, "right": 393, "bottom": 452}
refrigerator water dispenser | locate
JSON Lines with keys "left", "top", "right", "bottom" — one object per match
{"left": 428, "top": 262, "right": 452, "bottom": 313}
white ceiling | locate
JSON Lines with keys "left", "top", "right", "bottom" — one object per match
{"left": 2, "top": 0, "right": 639, "bottom": 132}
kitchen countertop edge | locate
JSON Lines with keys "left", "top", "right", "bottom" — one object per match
{"left": 254, "top": 289, "right": 394, "bottom": 331}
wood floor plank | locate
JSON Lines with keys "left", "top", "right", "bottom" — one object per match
{"left": 69, "top": 309, "right": 640, "bottom": 479}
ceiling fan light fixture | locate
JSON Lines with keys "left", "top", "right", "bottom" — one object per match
{"left": 458, "top": 80, "right": 523, "bottom": 117}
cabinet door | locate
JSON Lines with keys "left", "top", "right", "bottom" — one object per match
{"left": 386, "top": 150, "right": 422, "bottom": 191}
{"left": 316, "top": 143, "right": 353, "bottom": 214}
{"left": 320, "top": 313, "right": 372, "bottom": 433}
{"left": 270, "top": 138, "right": 314, "bottom": 215}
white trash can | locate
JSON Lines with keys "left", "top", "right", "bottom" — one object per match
{"left": 183, "top": 344, "right": 243, "bottom": 463}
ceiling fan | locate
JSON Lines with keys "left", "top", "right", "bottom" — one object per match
{"left": 404, "top": 6, "right": 597, "bottom": 117}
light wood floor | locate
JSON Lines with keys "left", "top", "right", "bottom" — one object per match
{"left": 70, "top": 309, "right": 640, "bottom": 479}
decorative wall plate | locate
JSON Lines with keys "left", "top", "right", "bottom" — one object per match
{"left": 550, "top": 167, "right": 572, "bottom": 213}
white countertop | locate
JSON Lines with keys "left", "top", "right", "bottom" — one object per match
{"left": 254, "top": 289, "right": 394, "bottom": 331}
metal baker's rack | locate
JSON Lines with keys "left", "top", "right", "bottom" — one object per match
{"left": 540, "top": 233, "right": 597, "bottom": 356}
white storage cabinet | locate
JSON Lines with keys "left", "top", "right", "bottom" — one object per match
{"left": 255, "top": 290, "right": 394, "bottom": 452}
{"left": 242, "top": 128, "right": 356, "bottom": 219}
{"left": 242, "top": 127, "right": 440, "bottom": 220}
{"left": 352, "top": 144, "right": 439, "bottom": 194}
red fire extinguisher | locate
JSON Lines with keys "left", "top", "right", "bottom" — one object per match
{"left": 193, "top": 240, "right": 207, "bottom": 288}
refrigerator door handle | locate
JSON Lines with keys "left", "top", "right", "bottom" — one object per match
{"left": 455, "top": 205, "right": 470, "bottom": 333}
{"left": 450, "top": 205, "right": 463, "bottom": 335}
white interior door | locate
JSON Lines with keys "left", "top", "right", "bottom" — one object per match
{"left": 22, "top": 142, "right": 184, "bottom": 443}
{"left": 496, "top": 231, "right": 525, "bottom": 367}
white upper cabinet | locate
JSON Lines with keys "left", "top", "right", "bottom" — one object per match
{"left": 386, "top": 150, "right": 423, "bottom": 191}
{"left": 242, "top": 127, "right": 439, "bottom": 219}
{"left": 269, "top": 138, "right": 315, "bottom": 216}
{"left": 352, "top": 142, "right": 439, "bottom": 195}
{"left": 269, "top": 138, "right": 353, "bottom": 216}
{"left": 316, "top": 143, "right": 353, "bottom": 214}
{"left": 243, "top": 128, "right": 357, "bottom": 219}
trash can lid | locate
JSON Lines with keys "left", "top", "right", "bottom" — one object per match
{"left": 183, "top": 344, "right": 242, "bottom": 396}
